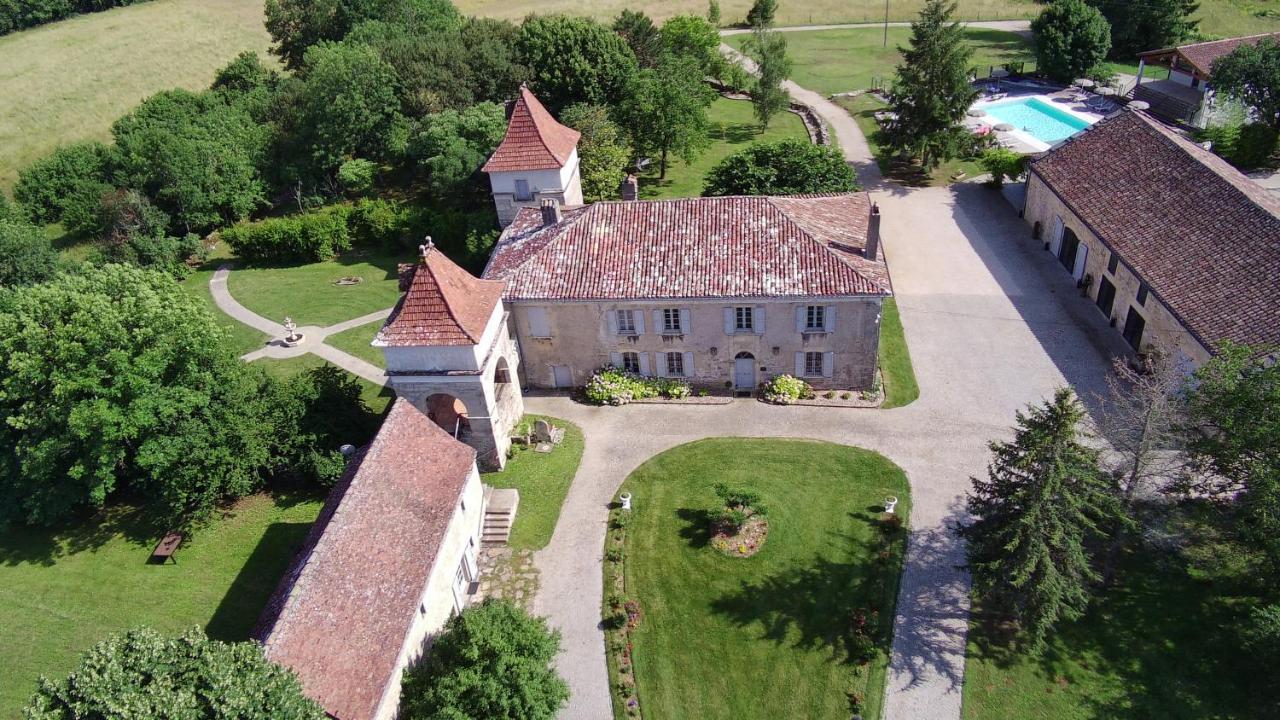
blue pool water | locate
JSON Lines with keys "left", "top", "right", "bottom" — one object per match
{"left": 982, "top": 97, "right": 1091, "bottom": 144}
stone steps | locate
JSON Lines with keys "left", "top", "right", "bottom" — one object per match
{"left": 482, "top": 486, "right": 519, "bottom": 547}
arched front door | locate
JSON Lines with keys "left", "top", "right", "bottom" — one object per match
{"left": 734, "top": 352, "right": 756, "bottom": 390}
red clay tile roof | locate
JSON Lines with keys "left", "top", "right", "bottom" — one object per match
{"left": 1029, "top": 109, "right": 1280, "bottom": 351}
{"left": 255, "top": 398, "right": 476, "bottom": 720}
{"left": 481, "top": 86, "right": 581, "bottom": 172}
{"left": 1137, "top": 32, "right": 1280, "bottom": 78}
{"left": 481, "top": 193, "right": 891, "bottom": 300}
{"left": 376, "top": 244, "right": 506, "bottom": 347}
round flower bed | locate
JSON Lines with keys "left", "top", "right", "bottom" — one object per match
{"left": 711, "top": 514, "right": 769, "bottom": 557}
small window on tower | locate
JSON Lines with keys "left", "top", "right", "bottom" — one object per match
{"left": 514, "top": 179, "right": 532, "bottom": 201}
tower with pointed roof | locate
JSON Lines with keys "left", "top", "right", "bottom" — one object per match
{"left": 374, "top": 240, "right": 524, "bottom": 470}
{"left": 482, "top": 85, "right": 583, "bottom": 227}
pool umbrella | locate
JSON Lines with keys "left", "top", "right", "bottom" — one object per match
{"left": 1096, "top": 86, "right": 1117, "bottom": 96}
{"left": 993, "top": 123, "right": 1015, "bottom": 132}
{"left": 1128, "top": 100, "right": 1150, "bottom": 111}
{"left": 967, "top": 108, "right": 987, "bottom": 117}
{"left": 1073, "top": 78, "right": 1095, "bottom": 90}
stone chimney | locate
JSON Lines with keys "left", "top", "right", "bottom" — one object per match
{"left": 866, "top": 203, "right": 881, "bottom": 262}
{"left": 540, "top": 199, "right": 562, "bottom": 226}
{"left": 620, "top": 174, "right": 639, "bottom": 201}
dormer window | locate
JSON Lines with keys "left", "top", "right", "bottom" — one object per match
{"left": 514, "top": 179, "right": 532, "bottom": 201}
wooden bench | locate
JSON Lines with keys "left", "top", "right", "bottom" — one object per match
{"left": 151, "top": 532, "right": 184, "bottom": 564}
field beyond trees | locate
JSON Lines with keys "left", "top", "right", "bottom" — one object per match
{"left": 0, "top": 0, "right": 270, "bottom": 189}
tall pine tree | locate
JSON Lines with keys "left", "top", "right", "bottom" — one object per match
{"left": 886, "top": 0, "right": 977, "bottom": 168}
{"left": 960, "top": 388, "right": 1120, "bottom": 651}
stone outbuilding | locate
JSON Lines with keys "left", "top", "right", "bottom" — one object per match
{"left": 1022, "top": 107, "right": 1280, "bottom": 369}
{"left": 374, "top": 242, "right": 523, "bottom": 470}
{"left": 482, "top": 85, "right": 583, "bottom": 227}
{"left": 255, "top": 398, "right": 484, "bottom": 720}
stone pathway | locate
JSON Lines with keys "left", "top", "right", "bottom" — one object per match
{"left": 474, "top": 547, "right": 540, "bottom": 609}
{"left": 209, "top": 264, "right": 391, "bottom": 384}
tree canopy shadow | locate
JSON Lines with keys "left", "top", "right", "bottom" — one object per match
{"left": 708, "top": 511, "right": 899, "bottom": 665}
{"left": 0, "top": 504, "right": 164, "bottom": 567}
{"left": 676, "top": 507, "right": 713, "bottom": 549}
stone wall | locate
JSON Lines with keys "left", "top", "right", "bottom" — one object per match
{"left": 509, "top": 297, "right": 884, "bottom": 391}
{"left": 1023, "top": 172, "right": 1212, "bottom": 368}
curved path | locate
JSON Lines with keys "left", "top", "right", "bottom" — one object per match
{"left": 537, "top": 38, "right": 1127, "bottom": 720}
{"left": 209, "top": 265, "right": 390, "bottom": 384}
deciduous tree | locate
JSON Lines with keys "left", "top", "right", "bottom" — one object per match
{"left": 618, "top": 55, "right": 715, "bottom": 178}
{"left": 1085, "top": 0, "right": 1198, "bottom": 58}
{"left": 405, "top": 102, "right": 507, "bottom": 202}
{"left": 0, "top": 264, "right": 280, "bottom": 527}
{"left": 702, "top": 138, "right": 858, "bottom": 196}
{"left": 517, "top": 15, "right": 638, "bottom": 111}
{"left": 0, "top": 218, "right": 60, "bottom": 287}
{"left": 960, "top": 388, "right": 1120, "bottom": 651}
{"left": 885, "top": 0, "right": 978, "bottom": 168}
{"left": 661, "top": 14, "right": 721, "bottom": 74}
{"left": 13, "top": 141, "right": 113, "bottom": 231}
{"left": 1031, "top": 0, "right": 1112, "bottom": 83}
{"left": 745, "top": 26, "right": 792, "bottom": 127}
{"left": 400, "top": 600, "right": 568, "bottom": 720}
{"left": 1211, "top": 38, "right": 1280, "bottom": 130}
{"left": 561, "top": 104, "right": 631, "bottom": 202}
{"left": 25, "top": 627, "right": 324, "bottom": 720}
{"left": 1180, "top": 342, "right": 1280, "bottom": 576}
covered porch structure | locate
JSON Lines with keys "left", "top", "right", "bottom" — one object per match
{"left": 1131, "top": 32, "right": 1280, "bottom": 128}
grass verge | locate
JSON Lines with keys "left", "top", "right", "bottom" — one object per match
{"left": 878, "top": 298, "right": 919, "bottom": 409}
{"left": 639, "top": 97, "right": 810, "bottom": 199}
{"left": 226, "top": 249, "right": 408, "bottom": 329}
{"left": 0, "top": 493, "right": 322, "bottom": 719}
{"left": 725, "top": 26, "right": 1033, "bottom": 97}
{"left": 482, "top": 416, "right": 584, "bottom": 550}
{"left": 611, "top": 438, "right": 910, "bottom": 720}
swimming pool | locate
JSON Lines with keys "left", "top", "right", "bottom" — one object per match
{"left": 982, "top": 97, "right": 1091, "bottom": 144}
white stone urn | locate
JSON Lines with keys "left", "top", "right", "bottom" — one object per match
{"left": 619, "top": 492, "right": 632, "bottom": 511}
{"left": 884, "top": 496, "right": 899, "bottom": 515}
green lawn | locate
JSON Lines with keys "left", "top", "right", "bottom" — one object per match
{"left": 963, "top": 532, "right": 1271, "bottom": 719}
{"left": 878, "top": 298, "right": 919, "bottom": 409}
{"left": 726, "top": 27, "right": 1034, "bottom": 97}
{"left": 227, "top": 249, "right": 410, "bottom": 329}
{"left": 639, "top": 97, "right": 810, "bottom": 199}
{"left": 617, "top": 438, "right": 911, "bottom": 720}
{"left": 483, "top": 416, "right": 584, "bottom": 550}
{"left": 251, "top": 354, "right": 395, "bottom": 416}
{"left": 326, "top": 321, "right": 385, "bottom": 368}
{"left": 0, "top": 493, "right": 322, "bottom": 720}
{"left": 457, "top": 0, "right": 1039, "bottom": 25}
{"left": 0, "top": 0, "right": 271, "bottom": 189}
{"left": 181, "top": 262, "right": 271, "bottom": 358}
{"left": 838, "top": 93, "right": 986, "bottom": 187}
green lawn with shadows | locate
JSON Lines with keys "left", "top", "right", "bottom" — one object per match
{"left": 483, "top": 416, "right": 584, "bottom": 550}
{"left": 0, "top": 494, "right": 321, "bottom": 719}
{"left": 226, "top": 249, "right": 409, "bottom": 328}
{"left": 326, "top": 321, "right": 385, "bottom": 368}
{"left": 639, "top": 97, "right": 810, "bottom": 199}
{"left": 251, "top": 354, "right": 395, "bottom": 416}
{"left": 617, "top": 438, "right": 911, "bottom": 720}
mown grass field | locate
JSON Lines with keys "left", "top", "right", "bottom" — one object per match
{"left": 726, "top": 26, "right": 1034, "bottom": 96}
{"left": 639, "top": 96, "right": 809, "bottom": 199}
{"left": 327, "top": 321, "right": 386, "bottom": 368}
{"left": 618, "top": 438, "right": 911, "bottom": 720}
{"left": 0, "top": 0, "right": 271, "bottom": 189}
{"left": 0, "top": 494, "right": 322, "bottom": 720}
{"left": 458, "top": 0, "right": 1040, "bottom": 25}
{"left": 226, "top": 249, "right": 409, "bottom": 328}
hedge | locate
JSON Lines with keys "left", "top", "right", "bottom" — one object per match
{"left": 0, "top": 0, "right": 152, "bottom": 36}
{"left": 222, "top": 206, "right": 352, "bottom": 262}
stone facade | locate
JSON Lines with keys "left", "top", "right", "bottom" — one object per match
{"left": 509, "top": 297, "right": 884, "bottom": 391}
{"left": 384, "top": 304, "right": 525, "bottom": 470}
{"left": 1023, "top": 172, "right": 1212, "bottom": 368}
{"left": 371, "top": 465, "right": 483, "bottom": 720}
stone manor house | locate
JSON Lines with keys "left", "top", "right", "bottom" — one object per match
{"left": 253, "top": 87, "right": 893, "bottom": 720}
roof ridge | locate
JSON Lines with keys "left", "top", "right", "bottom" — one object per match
{"left": 766, "top": 194, "right": 887, "bottom": 289}
{"left": 520, "top": 86, "right": 567, "bottom": 167}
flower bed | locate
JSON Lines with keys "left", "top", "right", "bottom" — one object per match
{"left": 584, "top": 367, "right": 690, "bottom": 406}
{"left": 761, "top": 373, "right": 814, "bottom": 404}
{"left": 604, "top": 503, "right": 644, "bottom": 718}
{"left": 711, "top": 515, "right": 769, "bottom": 557}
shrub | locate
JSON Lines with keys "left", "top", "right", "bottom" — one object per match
{"left": 703, "top": 139, "right": 860, "bottom": 197}
{"left": 1241, "top": 604, "right": 1280, "bottom": 670}
{"left": 222, "top": 206, "right": 352, "bottom": 262}
{"left": 347, "top": 198, "right": 409, "bottom": 247}
{"left": 1197, "top": 119, "right": 1278, "bottom": 170}
{"left": 583, "top": 366, "right": 691, "bottom": 405}
{"left": 93, "top": 190, "right": 202, "bottom": 275}
{"left": 14, "top": 141, "right": 114, "bottom": 231}
{"left": 24, "top": 626, "right": 324, "bottom": 719}
{"left": 715, "top": 507, "right": 749, "bottom": 532}
{"left": 979, "top": 147, "right": 1026, "bottom": 187}
{"left": 762, "top": 374, "right": 812, "bottom": 404}
{"left": 0, "top": 218, "right": 61, "bottom": 287}
{"left": 337, "top": 158, "right": 378, "bottom": 196}
{"left": 1030, "top": 0, "right": 1111, "bottom": 83}
{"left": 400, "top": 600, "right": 568, "bottom": 720}
{"left": 714, "top": 483, "right": 767, "bottom": 515}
